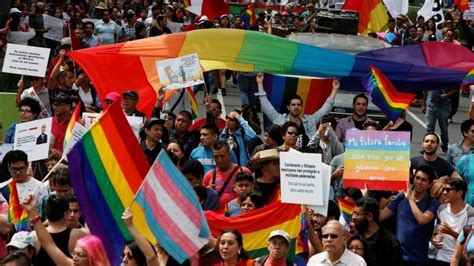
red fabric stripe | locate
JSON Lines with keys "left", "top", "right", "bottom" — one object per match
{"left": 303, "top": 79, "right": 332, "bottom": 114}
{"left": 372, "top": 67, "right": 416, "bottom": 104}
{"left": 421, "top": 42, "right": 474, "bottom": 71}
{"left": 343, "top": 179, "right": 407, "bottom": 191}
{"left": 69, "top": 49, "right": 157, "bottom": 116}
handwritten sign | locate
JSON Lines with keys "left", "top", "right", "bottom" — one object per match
{"left": 343, "top": 130, "right": 410, "bottom": 191}
{"left": 2, "top": 44, "right": 50, "bottom": 77}
{"left": 13, "top": 118, "right": 53, "bottom": 162}
{"left": 156, "top": 53, "right": 204, "bottom": 90}
{"left": 280, "top": 152, "right": 324, "bottom": 205}
{"left": 43, "top": 14, "right": 65, "bottom": 42}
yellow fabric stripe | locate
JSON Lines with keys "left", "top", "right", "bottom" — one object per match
{"left": 296, "top": 78, "right": 311, "bottom": 113}
{"left": 242, "top": 217, "right": 301, "bottom": 251}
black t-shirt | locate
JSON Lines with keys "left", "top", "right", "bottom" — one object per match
{"left": 353, "top": 118, "right": 366, "bottom": 130}
{"left": 410, "top": 156, "right": 455, "bottom": 179}
{"left": 254, "top": 180, "right": 278, "bottom": 204}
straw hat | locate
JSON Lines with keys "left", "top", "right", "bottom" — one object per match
{"left": 95, "top": 2, "right": 107, "bottom": 10}
{"left": 251, "top": 149, "right": 279, "bottom": 168}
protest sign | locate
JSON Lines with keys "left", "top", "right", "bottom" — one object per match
{"left": 308, "top": 163, "right": 331, "bottom": 216}
{"left": 82, "top": 112, "right": 101, "bottom": 128}
{"left": 168, "top": 22, "right": 184, "bottom": 33}
{"left": 464, "top": 11, "right": 474, "bottom": 20}
{"left": 0, "top": 144, "right": 14, "bottom": 162}
{"left": 2, "top": 44, "right": 50, "bottom": 77}
{"left": 63, "top": 122, "right": 87, "bottom": 158}
{"left": 43, "top": 14, "right": 65, "bottom": 42}
{"left": 343, "top": 130, "right": 410, "bottom": 191}
{"left": 280, "top": 152, "right": 324, "bottom": 205}
{"left": 13, "top": 118, "right": 53, "bottom": 161}
{"left": 156, "top": 53, "right": 204, "bottom": 90}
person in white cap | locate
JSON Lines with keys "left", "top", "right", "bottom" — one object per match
{"left": 255, "top": 230, "right": 294, "bottom": 265}
{"left": 6, "top": 231, "right": 36, "bottom": 259}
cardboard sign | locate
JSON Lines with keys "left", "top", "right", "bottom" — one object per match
{"left": 280, "top": 152, "right": 324, "bottom": 205}
{"left": 343, "top": 131, "right": 410, "bottom": 191}
{"left": 43, "top": 14, "right": 65, "bottom": 42}
{"left": 13, "top": 118, "right": 53, "bottom": 162}
{"left": 63, "top": 122, "right": 87, "bottom": 158}
{"left": 156, "top": 53, "right": 204, "bottom": 90}
{"left": 2, "top": 44, "right": 50, "bottom": 77}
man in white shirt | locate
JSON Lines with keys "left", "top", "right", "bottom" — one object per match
{"left": 308, "top": 220, "right": 366, "bottom": 265}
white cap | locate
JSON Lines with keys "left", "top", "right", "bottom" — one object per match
{"left": 269, "top": 230, "right": 291, "bottom": 245}
{"left": 10, "top": 8, "right": 21, "bottom": 15}
{"left": 7, "top": 231, "right": 36, "bottom": 249}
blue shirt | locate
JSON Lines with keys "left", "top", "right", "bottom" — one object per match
{"left": 388, "top": 192, "right": 439, "bottom": 262}
{"left": 456, "top": 153, "right": 474, "bottom": 206}
{"left": 190, "top": 146, "right": 238, "bottom": 174}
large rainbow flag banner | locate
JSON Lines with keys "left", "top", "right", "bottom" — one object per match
{"left": 67, "top": 102, "right": 154, "bottom": 265}
{"left": 363, "top": 66, "right": 416, "bottom": 122}
{"left": 343, "top": 130, "right": 411, "bottom": 191}
{"left": 263, "top": 74, "right": 333, "bottom": 115}
{"left": 1, "top": 180, "right": 29, "bottom": 231}
{"left": 205, "top": 202, "right": 301, "bottom": 258}
{"left": 68, "top": 29, "right": 471, "bottom": 116}
{"left": 342, "top": 0, "right": 388, "bottom": 35}
{"left": 134, "top": 150, "right": 209, "bottom": 263}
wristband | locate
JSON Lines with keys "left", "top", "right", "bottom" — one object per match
{"left": 30, "top": 215, "right": 41, "bottom": 225}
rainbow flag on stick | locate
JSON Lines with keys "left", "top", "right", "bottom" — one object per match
{"left": 205, "top": 202, "right": 301, "bottom": 258}
{"left": 240, "top": 4, "right": 256, "bottom": 29}
{"left": 338, "top": 197, "right": 355, "bottom": 223}
{"left": 67, "top": 102, "right": 153, "bottom": 265}
{"left": 461, "top": 69, "right": 474, "bottom": 95}
{"left": 342, "top": 0, "right": 388, "bottom": 35}
{"left": 363, "top": 66, "right": 416, "bottom": 122}
{"left": 2, "top": 180, "right": 29, "bottom": 231}
{"left": 62, "top": 103, "right": 82, "bottom": 152}
{"left": 134, "top": 150, "right": 209, "bottom": 263}
{"left": 263, "top": 74, "right": 333, "bottom": 115}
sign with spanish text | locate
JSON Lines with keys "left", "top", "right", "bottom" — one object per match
{"left": 343, "top": 130, "right": 410, "bottom": 191}
{"left": 156, "top": 53, "right": 204, "bottom": 90}
{"left": 280, "top": 152, "right": 324, "bottom": 205}
{"left": 2, "top": 44, "right": 50, "bottom": 77}
{"left": 13, "top": 118, "right": 53, "bottom": 162}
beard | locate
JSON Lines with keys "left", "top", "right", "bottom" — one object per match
{"left": 355, "top": 219, "right": 369, "bottom": 234}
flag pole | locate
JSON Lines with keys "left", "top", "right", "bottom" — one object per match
{"left": 30, "top": 157, "right": 65, "bottom": 196}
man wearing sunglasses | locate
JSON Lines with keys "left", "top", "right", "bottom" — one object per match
{"left": 308, "top": 220, "right": 366, "bottom": 265}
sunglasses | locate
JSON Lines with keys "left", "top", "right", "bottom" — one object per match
{"left": 443, "top": 187, "right": 455, "bottom": 193}
{"left": 210, "top": 108, "right": 220, "bottom": 112}
{"left": 286, "top": 131, "right": 298, "bottom": 136}
{"left": 226, "top": 116, "right": 236, "bottom": 121}
{"left": 321, "top": 234, "right": 340, "bottom": 239}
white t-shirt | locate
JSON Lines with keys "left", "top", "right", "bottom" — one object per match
{"left": 436, "top": 204, "right": 474, "bottom": 262}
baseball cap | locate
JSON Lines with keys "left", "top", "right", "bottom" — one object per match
{"left": 269, "top": 230, "right": 291, "bottom": 245}
{"left": 122, "top": 90, "right": 139, "bottom": 100}
{"left": 144, "top": 117, "right": 165, "bottom": 129}
{"left": 105, "top": 92, "right": 121, "bottom": 102}
{"left": 7, "top": 231, "right": 36, "bottom": 249}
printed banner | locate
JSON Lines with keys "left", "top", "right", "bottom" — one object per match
{"left": 343, "top": 130, "right": 410, "bottom": 191}
{"left": 13, "top": 118, "right": 53, "bottom": 162}
{"left": 156, "top": 53, "right": 204, "bottom": 90}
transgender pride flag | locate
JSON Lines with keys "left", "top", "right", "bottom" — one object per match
{"left": 134, "top": 150, "right": 210, "bottom": 263}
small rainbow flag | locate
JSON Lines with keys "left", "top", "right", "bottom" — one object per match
{"left": 206, "top": 202, "right": 301, "bottom": 259}
{"left": 461, "top": 69, "right": 474, "bottom": 95}
{"left": 186, "top": 87, "right": 199, "bottom": 119}
{"left": 62, "top": 103, "right": 82, "bottom": 152}
{"left": 67, "top": 102, "right": 153, "bottom": 265}
{"left": 2, "top": 180, "right": 29, "bottom": 231}
{"left": 338, "top": 197, "right": 355, "bottom": 223}
{"left": 363, "top": 66, "right": 416, "bottom": 122}
{"left": 240, "top": 4, "right": 256, "bottom": 29}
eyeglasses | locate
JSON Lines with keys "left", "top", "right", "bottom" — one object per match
{"left": 286, "top": 131, "right": 298, "bottom": 136}
{"left": 210, "top": 108, "right": 220, "bottom": 112}
{"left": 10, "top": 166, "right": 27, "bottom": 173}
{"left": 270, "top": 240, "right": 288, "bottom": 246}
{"left": 18, "top": 109, "right": 32, "bottom": 113}
{"left": 72, "top": 251, "right": 88, "bottom": 258}
{"left": 121, "top": 252, "right": 134, "bottom": 260}
{"left": 321, "top": 234, "right": 341, "bottom": 239}
{"left": 352, "top": 211, "right": 367, "bottom": 217}
{"left": 348, "top": 246, "right": 364, "bottom": 251}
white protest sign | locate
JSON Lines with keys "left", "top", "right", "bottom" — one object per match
{"left": 63, "top": 122, "right": 88, "bottom": 158}
{"left": 22, "top": 88, "right": 51, "bottom": 118}
{"left": 168, "top": 21, "right": 184, "bottom": 33}
{"left": 126, "top": 116, "right": 145, "bottom": 140}
{"left": 280, "top": 152, "right": 324, "bottom": 205}
{"left": 0, "top": 144, "right": 14, "bottom": 162}
{"left": 2, "top": 44, "right": 50, "bottom": 77}
{"left": 82, "top": 112, "right": 102, "bottom": 128}
{"left": 13, "top": 118, "right": 53, "bottom": 162}
{"left": 43, "top": 14, "right": 65, "bottom": 42}
{"left": 156, "top": 53, "right": 204, "bottom": 90}
{"left": 309, "top": 163, "right": 331, "bottom": 216}
{"left": 464, "top": 11, "right": 474, "bottom": 20}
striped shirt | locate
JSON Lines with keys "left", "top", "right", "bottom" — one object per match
{"left": 94, "top": 20, "right": 119, "bottom": 45}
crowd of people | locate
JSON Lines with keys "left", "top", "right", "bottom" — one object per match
{"left": 0, "top": 0, "right": 474, "bottom": 265}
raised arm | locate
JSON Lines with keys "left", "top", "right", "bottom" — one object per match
{"left": 256, "top": 73, "right": 285, "bottom": 122}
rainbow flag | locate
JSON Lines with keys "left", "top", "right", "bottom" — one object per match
{"left": 342, "top": 0, "right": 388, "bottom": 35}
{"left": 240, "top": 4, "right": 256, "bottom": 29}
{"left": 363, "top": 66, "right": 416, "bottom": 122}
{"left": 2, "top": 180, "right": 29, "bottom": 231}
{"left": 263, "top": 74, "right": 333, "bottom": 115}
{"left": 62, "top": 103, "right": 82, "bottom": 152}
{"left": 205, "top": 202, "right": 301, "bottom": 258}
{"left": 338, "top": 197, "right": 355, "bottom": 223}
{"left": 134, "top": 150, "right": 209, "bottom": 263}
{"left": 67, "top": 102, "right": 153, "bottom": 265}
{"left": 186, "top": 87, "right": 199, "bottom": 119}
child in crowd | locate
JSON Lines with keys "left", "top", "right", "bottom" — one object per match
{"left": 225, "top": 173, "right": 254, "bottom": 217}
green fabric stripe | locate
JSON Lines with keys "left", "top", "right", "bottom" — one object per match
{"left": 83, "top": 133, "right": 132, "bottom": 241}
{"left": 248, "top": 239, "right": 296, "bottom": 259}
{"left": 237, "top": 31, "right": 298, "bottom": 73}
